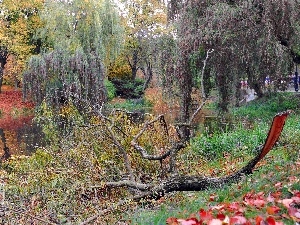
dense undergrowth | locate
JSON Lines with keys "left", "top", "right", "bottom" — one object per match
{"left": 0, "top": 92, "right": 299, "bottom": 224}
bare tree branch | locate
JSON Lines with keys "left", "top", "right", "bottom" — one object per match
{"left": 189, "top": 49, "right": 214, "bottom": 125}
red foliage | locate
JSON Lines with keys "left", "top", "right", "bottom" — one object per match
{"left": 167, "top": 183, "right": 300, "bottom": 225}
{"left": 0, "top": 89, "right": 34, "bottom": 131}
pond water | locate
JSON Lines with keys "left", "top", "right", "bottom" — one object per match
{"left": 0, "top": 121, "right": 45, "bottom": 158}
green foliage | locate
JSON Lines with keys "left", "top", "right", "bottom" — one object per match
{"left": 107, "top": 98, "right": 152, "bottom": 112}
{"left": 36, "top": 0, "right": 123, "bottom": 65}
{"left": 23, "top": 46, "right": 107, "bottom": 111}
{"left": 191, "top": 93, "right": 300, "bottom": 159}
{"left": 232, "top": 93, "right": 300, "bottom": 121}
{"left": 191, "top": 122, "right": 267, "bottom": 159}
{"left": 34, "top": 100, "right": 84, "bottom": 144}
{"left": 23, "top": 0, "right": 124, "bottom": 116}
{"left": 107, "top": 54, "right": 132, "bottom": 79}
{"left": 0, "top": 0, "right": 44, "bottom": 85}
{"left": 111, "top": 78, "right": 145, "bottom": 99}
{"left": 104, "top": 79, "right": 116, "bottom": 101}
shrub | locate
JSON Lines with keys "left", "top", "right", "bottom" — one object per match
{"left": 104, "top": 79, "right": 116, "bottom": 101}
{"left": 110, "top": 78, "right": 144, "bottom": 99}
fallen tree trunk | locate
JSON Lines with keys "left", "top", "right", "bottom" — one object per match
{"left": 81, "top": 111, "right": 291, "bottom": 224}
{"left": 132, "top": 110, "right": 291, "bottom": 200}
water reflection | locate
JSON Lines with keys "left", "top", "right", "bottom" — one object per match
{"left": 0, "top": 122, "right": 45, "bottom": 159}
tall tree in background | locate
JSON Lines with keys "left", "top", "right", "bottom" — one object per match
{"left": 23, "top": 0, "right": 123, "bottom": 110}
{"left": 116, "top": 0, "right": 168, "bottom": 87}
{"left": 0, "top": 0, "right": 44, "bottom": 92}
{"left": 166, "top": 0, "right": 300, "bottom": 116}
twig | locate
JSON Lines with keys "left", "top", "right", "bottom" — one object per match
{"left": 132, "top": 114, "right": 165, "bottom": 142}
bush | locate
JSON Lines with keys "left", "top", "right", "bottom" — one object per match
{"left": 110, "top": 78, "right": 144, "bottom": 99}
{"left": 191, "top": 122, "right": 267, "bottom": 159}
{"left": 104, "top": 79, "right": 116, "bottom": 101}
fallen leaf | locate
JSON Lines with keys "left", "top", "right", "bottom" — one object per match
{"left": 278, "top": 198, "right": 293, "bottom": 208}
{"left": 177, "top": 218, "right": 199, "bottom": 225}
{"left": 255, "top": 215, "right": 264, "bottom": 225}
{"left": 199, "top": 208, "right": 213, "bottom": 221}
{"left": 266, "top": 216, "right": 276, "bottom": 225}
{"left": 266, "top": 206, "right": 280, "bottom": 215}
{"left": 208, "top": 219, "right": 222, "bottom": 225}
{"left": 230, "top": 215, "right": 247, "bottom": 224}
{"left": 166, "top": 217, "right": 179, "bottom": 225}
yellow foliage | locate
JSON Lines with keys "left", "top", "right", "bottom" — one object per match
{"left": 107, "top": 54, "right": 132, "bottom": 79}
{"left": 69, "top": 110, "right": 175, "bottom": 182}
{"left": 0, "top": 0, "right": 44, "bottom": 83}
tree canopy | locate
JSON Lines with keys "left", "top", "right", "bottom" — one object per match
{"left": 166, "top": 0, "right": 300, "bottom": 114}
{"left": 0, "top": 0, "right": 44, "bottom": 91}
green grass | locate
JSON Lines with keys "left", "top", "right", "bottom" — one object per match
{"left": 232, "top": 92, "right": 300, "bottom": 121}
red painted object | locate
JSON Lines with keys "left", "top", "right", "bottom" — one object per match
{"left": 258, "top": 110, "right": 292, "bottom": 161}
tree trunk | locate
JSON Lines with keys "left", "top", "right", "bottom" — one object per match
{"left": 141, "top": 61, "right": 153, "bottom": 91}
{"left": 253, "top": 82, "right": 264, "bottom": 98}
{"left": 0, "top": 67, "right": 3, "bottom": 93}
{"left": 128, "top": 50, "right": 139, "bottom": 81}
{"left": 0, "top": 129, "right": 10, "bottom": 161}
{"left": 0, "top": 51, "right": 8, "bottom": 93}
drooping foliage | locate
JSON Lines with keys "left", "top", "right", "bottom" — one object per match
{"left": 23, "top": 47, "right": 106, "bottom": 109}
{"left": 165, "top": 0, "right": 300, "bottom": 113}
{"left": 23, "top": 0, "right": 124, "bottom": 111}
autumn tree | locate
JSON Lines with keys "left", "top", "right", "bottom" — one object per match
{"left": 111, "top": 0, "right": 168, "bottom": 89}
{"left": 0, "top": 0, "right": 44, "bottom": 92}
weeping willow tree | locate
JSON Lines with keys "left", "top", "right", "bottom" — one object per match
{"left": 23, "top": 48, "right": 105, "bottom": 110}
{"left": 164, "top": 0, "right": 300, "bottom": 115}
{"left": 23, "top": 0, "right": 124, "bottom": 111}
